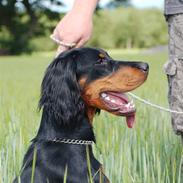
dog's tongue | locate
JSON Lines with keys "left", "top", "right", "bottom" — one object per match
{"left": 126, "top": 114, "right": 135, "bottom": 128}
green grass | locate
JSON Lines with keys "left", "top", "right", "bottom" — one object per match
{"left": 0, "top": 50, "right": 182, "bottom": 182}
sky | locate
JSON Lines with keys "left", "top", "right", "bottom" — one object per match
{"left": 45, "top": 0, "right": 164, "bottom": 12}
{"left": 128, "top": 0, "right": 163, "bottom": 8}
{"left": 63, "top": 0, "right": 164, "bottom": 10}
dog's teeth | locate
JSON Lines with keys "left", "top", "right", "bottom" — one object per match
{"left": 126, "top": 103, "right": 130, "bottom": 108}
{"left": 101, "top": 93, "right": 107, "bottom": 98}
{"left": 111, "top": 99, "right": 115, "bottom": 103}
{"left": 106, "top": 96, "right": 110, "bottom": 100}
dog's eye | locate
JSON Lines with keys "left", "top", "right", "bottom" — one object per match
{"left": 95, "top": 58, "right": 107, "bottom": 65}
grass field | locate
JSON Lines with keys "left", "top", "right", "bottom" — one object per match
{"left": 0, "top": 50, "right": 182, "bottom": 183}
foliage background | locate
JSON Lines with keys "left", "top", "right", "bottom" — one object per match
{"left": 0, "top": 0, "right": 167, "bottom": 55}
{"left": 91, "top": 8, "right": 167, "bottom": 49}
{"left": 1, "top": 1, "right": 182, "bottom": 182}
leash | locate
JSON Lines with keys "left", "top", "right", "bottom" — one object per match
{"left": 128, "top": 92, "right": 183, "bottom": 114}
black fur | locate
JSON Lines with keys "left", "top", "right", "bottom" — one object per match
{"left": 13, "top": 47, "right": 148, "bottom": 183}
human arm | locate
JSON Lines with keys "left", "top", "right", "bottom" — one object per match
{"left": 52, "top": 0, "right": 99, "bottom": 53}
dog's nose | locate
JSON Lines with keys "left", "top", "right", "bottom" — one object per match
{"left": 136, "top": 63, "right": 149, "bottom": 72}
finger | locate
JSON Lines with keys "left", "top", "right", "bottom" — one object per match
{"left": 51, "top": 33, "right": 77, "bottom": 49}
{"left": 52, "top": 28, "right": 74, "bottom": 44}
{"left": 75, "top": 39, "right": 87, "bottom": 48}
{"left": 52, "top": 28, "right": 60, "bottom": 40}
{"left": 55, "top": 45, "right": 69, "bottom": 57}
{"left": 50, "top": 34, "right": 61, "bottom": 45}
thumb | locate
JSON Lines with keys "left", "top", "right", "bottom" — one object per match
{"left": 55, "top": 45, "right": 69, "bottom": 57}
{"left": 75, "top": 39, "right": 87, "bottom": 48}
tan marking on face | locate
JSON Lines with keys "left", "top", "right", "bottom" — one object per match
{"left": 82, "top": 66, "right": 147, "bottom": 112}
{"left": 79, "top": 76, "right": 96, "bottom": 123}
{"left": 79, "top": 76, "right": 87, "bottom": 89}
{"left": 86, "top": 106, "right": 96, "bottom": 123}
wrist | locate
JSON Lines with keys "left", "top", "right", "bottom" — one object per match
{"left": 72, "top": 0, "right": 98, "bottom": 17}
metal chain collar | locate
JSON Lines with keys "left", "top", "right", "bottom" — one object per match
{"left": 52, "top": 138, "right": 94, "bottom": 145}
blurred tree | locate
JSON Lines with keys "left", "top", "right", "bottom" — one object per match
{"left": 0, "top": 0, "right": 132, "bottom": 54}
{"left": 105, "top": 0, "right": 132, "bottom": 8}
{"left": 90, "top": 8, "right": 167, "bottom": 49}
{"left": 0, "top": 0, "right": 167, "bottom": 54}
{"left": 0, "top": 0, "right": 63, "bottom": 54}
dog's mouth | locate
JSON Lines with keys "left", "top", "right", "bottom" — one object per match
{"left": 100, "top": 91, "right": 136, "bottom": 128}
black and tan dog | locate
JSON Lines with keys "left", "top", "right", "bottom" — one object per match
{"left": 14, "top": 47, "right": 148, "bottom": 183}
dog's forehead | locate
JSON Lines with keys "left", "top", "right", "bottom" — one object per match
{"left": 77, "top": 48, "right": 109, "bottom": 61}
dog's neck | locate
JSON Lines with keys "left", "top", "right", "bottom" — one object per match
{"left": 35, "top": 107, "right": 95, "bottom": 142}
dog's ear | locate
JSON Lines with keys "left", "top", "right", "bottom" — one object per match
{"left": 39, "top": 51, "right": 84, "bottom": 125}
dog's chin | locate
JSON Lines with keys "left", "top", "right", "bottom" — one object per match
{"left": 100, "top": 91, "right": 136, "bottom": 128}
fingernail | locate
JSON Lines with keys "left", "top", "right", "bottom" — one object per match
{"left": 50, "top": 34, "right": 60, "bottom": 44}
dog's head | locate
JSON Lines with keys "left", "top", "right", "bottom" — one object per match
{"left": 39, "top": 47, "right": 148, "bottom": 128}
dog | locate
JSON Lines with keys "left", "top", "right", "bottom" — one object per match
{"left": 13, "top": 47, "right": 148, "bottom": 183}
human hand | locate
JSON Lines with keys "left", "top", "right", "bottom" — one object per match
{"left": 51, "top": 9, "right": 93, "bottom": 55}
